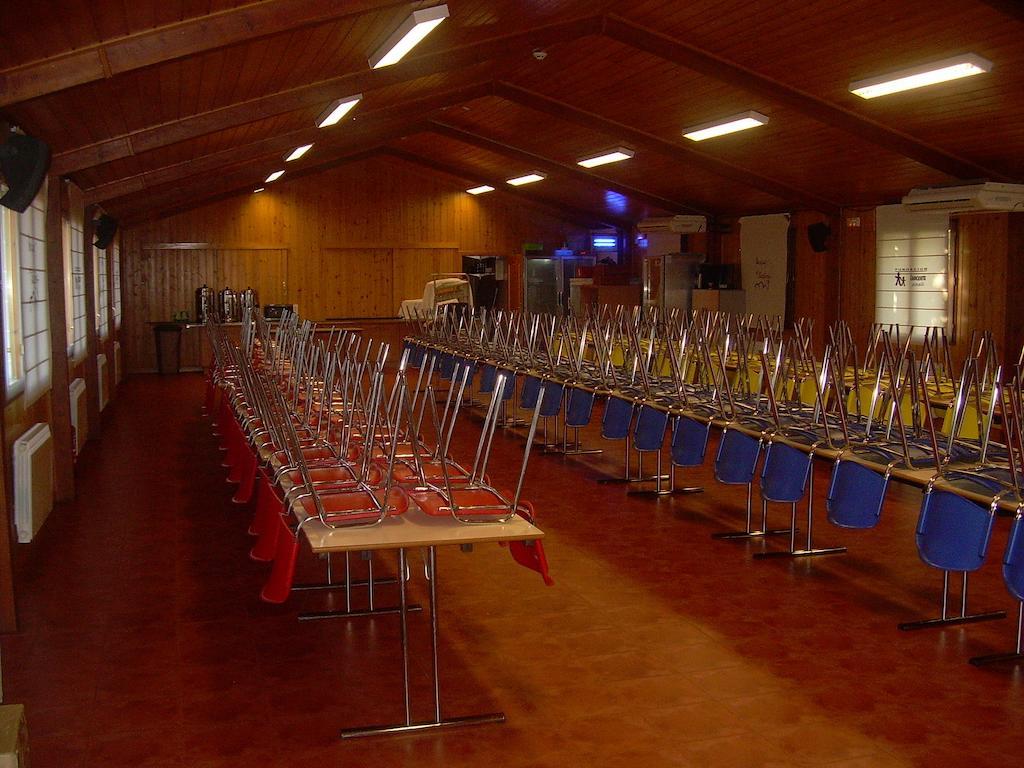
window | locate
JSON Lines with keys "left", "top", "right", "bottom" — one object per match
{"left": 111, "top": 239, "right": 122, "bottom": 330}
{"left": 95, "top": 241, "right": 109, "bottom": 341}
{"left": 1, "top": 182, "right": 52, "bottom": 404}
{"left": 874, "top": 204, "right": 951, "bottom": 339}
{"left": 1, "top": 206, "right": 22, "bottom": 391}
{"left": 64, "top": 202, "right": 86, "bottom": 360}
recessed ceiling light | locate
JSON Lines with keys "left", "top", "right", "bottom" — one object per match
{"left": 369, "top": 4, "right": 449, "bottom": 69}
{"left": 577, "top": 147, "right": 635, "bottom": 168}
{"left": 316, "top": 95, "right": 362, "bottom": 128}
{"left": 466, "top": 185, "right": 495, "bottom": 195}
{"left": 506, "top": 172, "right": 546, "bottom": 186}
{"left": 265, "top": 170, "right": 284, "bottom": 183}
{"left": 683, "top": 111, "right": 768, "bottom": 142}
{"left": 253, "top": 187, "right": 265, "bottom": 193}
{"left": 849, "top": 53, "right": 993, "bottom": 99}
{"left": 285, "top": 144, "right": 313, "bottom": 162}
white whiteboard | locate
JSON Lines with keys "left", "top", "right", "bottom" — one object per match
{"left": 740, "top": 214, "right": 789, "bottom": 319}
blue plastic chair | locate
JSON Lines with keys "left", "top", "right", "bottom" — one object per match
{"left": 596, "top": 396, "right": 635, "bottom": 484}
{"left": 711, "top": 428, "right": 776, "bottom": 540}
{"left": 404, "top": 342, "right": 425, "bottom": 369}
{"left": 972, "top": 508, "right": 1024, "bottom": 665}
{"left": 627, "top": 405, "right": 671, "bottom": 496}
{"left": 826, "top": 455, "right": 892, "bottom": 530}
{"left": 669, "top": 416, "right": 709, "bottom": 494}
{"left": 753, "top": 440, "right": 844, "bottom": 559}
{"left": 536, "top": 380, "right": 565, "bottom": 449}
{"left": 899, "top": 482, "right": 1006, "bottom": 631}
{"left": 478, "top": 364, "right": 498, "bottom": 395}
{"left": 561, "top": 387, "right": 601, "bottom": 455}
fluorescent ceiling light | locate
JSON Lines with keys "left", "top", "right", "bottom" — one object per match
{"left": 466, "top": 185, "right": 495, "bottom": 195}
{"left": 265, "top": 170, "right": 284, "bottom": 183}
{"left": 577, "top": 147, "right": 635, "bottom": 168}
{"left": 316, "top": 95, "right": 362, "bottom": 128}
{"left": 506, "top": 172, "right": 546, "bottom": 186}
{"left": 849, "top": 53, "right": 993, "bottom": 99}
{"left": 285, "top": 143, "right": 313, "bottom": 162}
{"left": 369, "top": 4, "right": 449, "bottom": 69}
{"left": 253, "top": 187, "right": 265, "bottom": 193}
{"left": 683, "top": 111, "right": 768, "bottom": 141}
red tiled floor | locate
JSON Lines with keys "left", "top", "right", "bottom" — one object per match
{"left": 4, "top": 334, "right": 1024, "bottom": 765}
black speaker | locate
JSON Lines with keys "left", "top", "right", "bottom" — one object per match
{"left": 807, "top": 221, "right": 831, "bottom": 253}
{"left": 93, "top": 214, "right": 119, "bottom": 249}
{"left": 0, "top": 131, "right": 51, "bottom": 214}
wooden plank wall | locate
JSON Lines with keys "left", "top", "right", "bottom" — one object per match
{"left": 952, "top": 212, "right": 1024, "bottom": 366}
{"left": 790, "top": 211, "right": 840, "bottom": 356}
{"left": 121, "top": 155, "right": 583, "bottom": 372}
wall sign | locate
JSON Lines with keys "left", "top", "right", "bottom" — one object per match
{"left": 874, "top": 204, "right": 951, "bottom": 338}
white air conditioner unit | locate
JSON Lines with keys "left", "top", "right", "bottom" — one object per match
{"left": 637, "top": 215, "right": 707, "bottom": 234}
{"left": 901, "top": 182, "right": 1024, "bottom": 213}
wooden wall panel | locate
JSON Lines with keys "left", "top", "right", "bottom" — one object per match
{"left": 320, "top": 248, "right": 393, "bottom": 318}
{"left": 122, "top": 155, "right": 584, "bottom": 371}
{"left": 951, "top": 212, "right": 1024, "bottom": 366}
{"left": 837, "top": 207, "right": 877, "bottom": 355}
{"left": 791, "top": 210, "right": 840, "bottom": 355}
{"left": 953, "top": 213, "right": 1008, "bottom": 364}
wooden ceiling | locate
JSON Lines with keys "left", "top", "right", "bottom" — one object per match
{"left": 1, "top": 0, "right": 1021, "bottom": 226}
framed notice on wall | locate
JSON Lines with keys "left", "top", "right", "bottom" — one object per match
{"left": 874, "top": 204, "right": 952, "bottom": 339}
{"left": 740, "top": 213, "right": 789, "bottom": 320}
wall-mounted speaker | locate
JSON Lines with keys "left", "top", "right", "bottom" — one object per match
{"left": 0, "top": 130, "right": 51, "bottom": 214}
{"left": 93, "top": 214, "right": 119, "bottom": 249}
{"left": 807, "top": 221, "right": 831, "bottom": 253}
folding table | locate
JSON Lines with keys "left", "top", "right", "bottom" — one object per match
{"left": 302, "top": 509, "right": 544, "bottom": 738}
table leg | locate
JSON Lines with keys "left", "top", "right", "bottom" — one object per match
{"left": 340, "top": 546, "right": 505, "bottom": 739}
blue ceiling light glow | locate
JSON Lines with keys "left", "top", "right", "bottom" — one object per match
{"left": 604, "top": 190, "right": 628, "bottom": 215}
{"left": 592, "top": 235, "right": 618, "bottom": 250}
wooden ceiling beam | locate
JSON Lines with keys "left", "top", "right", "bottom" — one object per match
{"left": 602, "top": 14, "right": 1014, "bottom": 183}
{"left": 428, "top": 120, "right": 708, "bottom": 216}
{"left": 382, "top": 147, "right": 631, "bottom": 230}
{"left": 0, "top": 0, "right": 409, "bottom": 107}
{"left": 979, "top": 0, "right": 1024, "bottom": 24}
{"left": 494, "top": 81, "right": 839, "bottom": 213}
{"left": 83, "top": 81, "right": 493, "bottom": 204}
{"left": 122, "top": 149, "right": 381, "bottom": 228}
{"left": 51, "top": 15, "right": 601, "bottom": 175}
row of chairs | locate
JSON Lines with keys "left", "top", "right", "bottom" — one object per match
{"left": 204, "top": 308, "right": 554, "bottom": 608}
{"left": 407, "top": 304, "right": 1024, "bottom": 666}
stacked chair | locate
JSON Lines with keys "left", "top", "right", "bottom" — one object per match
{"left": 205, "top": 306, "right": 554, "bottom": 612}
{"left": 406, "top": 302, "right": 1024, "bottom": 668}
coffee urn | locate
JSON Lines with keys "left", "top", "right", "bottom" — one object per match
{"left": 195, "top": 284, "right": 215, "bottom": 322}
{"left": 219, "top": 287, "right": 239, "bottom": 322}
{"left": 240, "top": 287, "right": 259, "bottom": 312}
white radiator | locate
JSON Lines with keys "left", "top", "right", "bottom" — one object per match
{"left": 70, "top": 377, "right": 87, "bottom": 457}
{"left": 14, "top": 423, "right": 54, "bottom": 543}
{"left": 97, "top": 353, "right": 109, "bottom": 411}
{"left": 114, "top": 341, "right": 123, "bottom": 383}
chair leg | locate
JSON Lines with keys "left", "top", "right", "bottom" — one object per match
{"left": 899, "top": 571, "right": 1007, "bottom": 630}
{"left": 628, "top": 452, "right": 674, "bottom": 497}
{"left": 755, "top": 471, "right": 846, "bottom": 560}
{"left": 970, "top": 603, "right": 1024, "bottom": 666}
{"left": 712, "top": 483, "right": 790, "bottom": 540}
{"left": 561, "top": 425, "right": 603, "bottom": 455}
{"left": 669, "top": 463, "right": 704, "bottom": 495}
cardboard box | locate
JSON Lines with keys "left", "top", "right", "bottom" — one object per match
{"left": 0, "top": 705, "right": 28, "bottom": 768}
